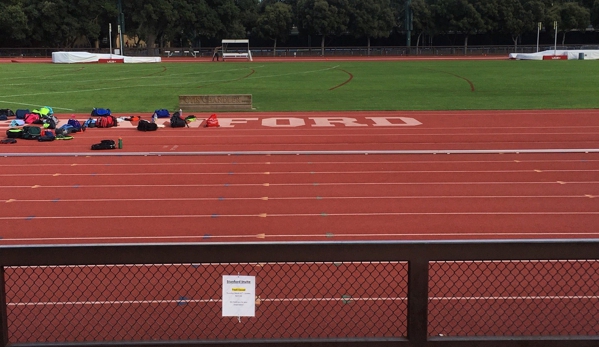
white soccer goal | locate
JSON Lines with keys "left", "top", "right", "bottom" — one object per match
{"left": 221, "top": 39, "right": 253, "bottom": 61}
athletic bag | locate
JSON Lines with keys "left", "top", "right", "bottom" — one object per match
{"left": 83, "top": 118, "right": 96, "bottom": 128}
{"left": 67, "top": 118, "right": 82, "bottom": 131}
{"left": 91, "top": 108, "right": 111, "bottom": 117}
{"left": 38, "top": 130, "right": 56, "bottom": 142}
{"left": 96, "top": 115, "right": 117, "bottom": 128}
{"left": 41, "top": 106, "right": 53, "bottom": 116}
{"left": 137, "top": 119, "right": 158, "bottom": 131}
{"left": 91, "top": 139, "right": 116, "bottom": 150}
{"left": 10, "top": 119, "right": 25, "bottom": 127}
{"left": 44, "top": 115, "right": 59, "bottom": 129}
{"left": 154, "top": 109, "right": 170, "bottom": 118}
{"left": 6, "top": 128, "right": 23, "bottom": 138}
{"left": 170, "top": 112, "right": 188, "bottom": 128}
{"left": 205, "top": 113, "right": 220, "bottom": 127}
{"left": 24, "top": 113, "right": 40, "bottom": 124}
{"left": 21, "top": 125, "right": 43, "bottom": 140}
{"left": 15, "top": 109, "right": 29, "bottom": 119}
{"left": 55, "top": 124, "right": 76, "bottom": 136}
{"left": 0, "top": 109, "right": 14, "bottom": 118}
{"left": 32, "top": 106, "right": 52, "bottom": 117}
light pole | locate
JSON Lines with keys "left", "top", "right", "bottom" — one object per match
{"left": 553, "top": 21, "right": 558, "bottom": 56}
{"left": 109, "top": 23, "right": 113, "bottom": 57}
{"left": 117, "top": 0, "right": 125, "bottom": 55}
{"left": 536, "top": 22, "right": 541, "bottom": 52}
{"left": 405, "top": 0, "right": 412, "bottom": 48}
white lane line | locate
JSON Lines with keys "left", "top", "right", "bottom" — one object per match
{"left": 2, "top": 181, "right": 599, "bottom": 189}
{"left": 7, "top": 295, "right": 599, "bottom": 307}
{"left": 1, "top": 159, "right": 599, "bottom": 168}
{"left": 3, "top": 169, "right": 599, "bottom": 178}
{"left": 1, "top": 211, "right": 599, "bottom": 221}
{"left": 4, "top": 195, "right": 598, "bottom": 203}
{"left": 3, "top": 149, "right": 599, "bottom": 158}
{"left": 3, "top": 232, "right": 599, "bottom": 243}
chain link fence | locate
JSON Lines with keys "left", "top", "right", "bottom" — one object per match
{"left": 1, "top": 241, "right": 598, "bottom": 347}
{"left": 429, "top": 260, "right": 599, "bottom": 337}
{"left": 5, "top": 262, "right": 407, "bottom": 343}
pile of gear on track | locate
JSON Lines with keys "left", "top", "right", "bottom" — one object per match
{"left": 0, "top": 107, "right": 220, "bottom": 148}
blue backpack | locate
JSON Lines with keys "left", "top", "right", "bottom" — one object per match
{"left": 15, "top": 109, "right": 30, "bottom": 119}
{"left": 68, "top": 119, "right": 82, "bottom": 131}
{"left": 154, "top": 109, "right": 170, "bottom": 118}
{"left": 83, "top": 118, "right": 96, "bottom": 128}
{"left": 38, "top": 130, "right": 56, "bottom": 142}
{"left": 91, "top": 108, "right": 111, "bottom": 117}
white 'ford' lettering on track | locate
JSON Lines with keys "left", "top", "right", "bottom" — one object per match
{"left": 108, "top": 116, "right": 422, "bottom": 129}
{"left": 0, "top": 116, "right": 423, "bottom": 130}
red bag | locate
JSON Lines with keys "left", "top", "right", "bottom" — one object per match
{"left": 24, "top": 113, "right": 40, "bottom": 124}
{"left": 96, "top": 116, "right": 117, "bottom": 128}
{"left": 205, "top": 114, "right": 220, "bottom": 127}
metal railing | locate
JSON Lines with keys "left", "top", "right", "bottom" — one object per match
{"left": 2, "top": 45, "right": 597, "bottom": 59}
{"left": 1, "top": 240, "right": 599, "bottom": 347}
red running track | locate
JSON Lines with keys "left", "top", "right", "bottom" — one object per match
{"left": 1, "top": 109, "right": 599, "bottom": 245}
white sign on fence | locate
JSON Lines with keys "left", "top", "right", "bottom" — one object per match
{"left": 222, "top": 275, "right": 256, "bottom": 317}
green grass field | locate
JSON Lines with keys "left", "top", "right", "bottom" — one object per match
{"left": 1, "top": 60, "right": 598, "bottom": 113}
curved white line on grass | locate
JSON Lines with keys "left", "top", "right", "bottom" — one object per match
{"left": 0, "top": 65, "right": 339, "bottom": 98}
{"left": 242, "top": 65, "right": 340, "bottom": 81}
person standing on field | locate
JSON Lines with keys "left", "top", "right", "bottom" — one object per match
{"left": 212, "top": 46, "right": 222, "bottom": 61}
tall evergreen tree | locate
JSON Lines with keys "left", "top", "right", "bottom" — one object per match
{"left": 347, "top": 0, "right": 395, "bottom": 55}
{"left": 296, "top": 0, "right": 350, "bottom": 55}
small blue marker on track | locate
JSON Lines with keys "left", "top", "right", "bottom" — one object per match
{"left": 25, "top": 216, "right": 35, "bottom": 221}
{"left": 52, "top": 198, "right": 60, "bottom": 203}
{"left": 211, "top": 214, "right": 218, "bottom": 218}
{"left": 177, "top": 296, "right": 189, "bottom": 306}
{"left": 218, "top": 197, "right": 225, "bottom": 201}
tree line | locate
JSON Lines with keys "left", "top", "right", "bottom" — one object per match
{"left": 1, "top": 0, "right": 598, "bottom": 53}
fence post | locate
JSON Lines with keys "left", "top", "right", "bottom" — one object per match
{"left": 407, "top": 258, "right": 428, "bottom": 346}
{"left": 0, "top": 267, "right": 8, "bottom": 347}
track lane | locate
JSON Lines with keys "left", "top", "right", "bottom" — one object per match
{"left": 2, "top": 111, "right": 599, "bottom": 244}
